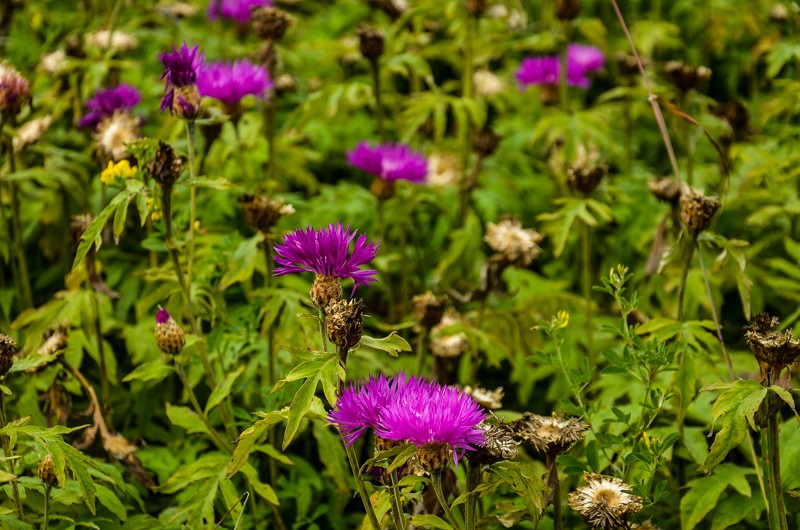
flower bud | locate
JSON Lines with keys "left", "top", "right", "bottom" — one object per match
{"left": 154, "top": 308, "right": 186, "bottom": 355}
{"left": 39, "top": 454, "right": 57, "bottom": 487}
{"left": 172, "top": 85, "right": 201, "bottom": 120}
{"left": 356, "top": 26, "right": 385, "bottom": 63}
{"left": 0, "top": 333, "right": 17, "bottom": 377}
{"left": 251, "top": 7, "right": 292, "bottom": 41}
{"left": 148, "top": 141, "right": 184, "bottom": 188}
{"left": 679, "top": 187, "right": 720, "bottom": 233}
{"left": 238, "top": 194, "right": 294, "bottom": 234}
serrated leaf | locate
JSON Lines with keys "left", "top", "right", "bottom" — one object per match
{"left": 283, "top": 375, "right": 319, "bottom": 450}
{"left": 680, "top": 463, "right": 753, "bottom": 529}
{"left": 95, "top": 483, "right": 127, "bottom": 521}
{"left": 122, "top": 360, "right": 174, "bottom": 383}
{"left": 488, "top": 461, "right": 547, "bottom": 524}
{"left": 205, "top": 366, "right": 245, "bottom": 414}
{"left": 240, "top": 463, "right": 279, "bottom": 505}
{"left": 227, "top": 411, "right": 284, "bottom": 478}
{"left": 409, "top": 514, "right": 454, "bottom": 529}
{"left": 359, "top": 332, "right": 412, "bottom": 358}
{"left": 165, "top": 404, "right": 210, "bottom": 436}
{"left": 218, "top": 234, "right": 264, "bottom": 290}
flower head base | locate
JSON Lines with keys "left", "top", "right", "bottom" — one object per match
{"left": 154, "top": 308, "right": 185, "bottom": 355}
{"left": 517, "top": 44, "right": 604, "bottom": 90}
{"left": 347, "top": 142, "right": 428, "bottom": 184}
{"left": 80, "top": 84, "right": 141, "bottom": 130}
{"left": 0, "top": 333, "right": 18, "bottom": 377}
{"left": 208, "top": 0, "right": 272, "bottom": 25}
{"left": 513, "top": 412, "right": 588, "bottom": 454}
{"left": 485, "top": 219, "right": 544, "bottom": 267}
{"left": 100, "top": 159, "right": 137, "bottom": 185}
{"left": 198, "top": 60, "right": 272, "bottom": 118}
{"left": 745, "top": 313, "right": 800, "bottom": 378}
{"left": 273, "top": 223, "right": 378, "bottom": 297}
{"left": 679, "top": 186, "right": 721, "bottom": 233}
{"left": 0, "top": 62, "right": 30, "bottom": 115}
{"left": 159, "top": 43, "right": 205, "bottom": 119}
{"left": 568, "top": 472, "right": 643, "bottom": 530}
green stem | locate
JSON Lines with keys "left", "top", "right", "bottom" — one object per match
{"left": 764, "top": 400, "right": 788, "bottom": 530}
{"left": 232, "top": 121, "right": 251, "bottom": 181}
{"left": 0, "top": 392, "right": 22, "bottom": 519}
{"left": 185, "top": 121, "right": 198, "bottom": 293}
{"left": 5, "top": 132, "right": 32, "bottom": 309}
{"left": 546, "top": 453, "right": 562, "bottom": 530}
{"left": 344, "top": 443, "right": 381, "bottom": 530}
{"left": 559, "top": 21, "right": 571, "bottom": 112}
{"left": 465, "top": 461, "right": 480, "bottom": 530}
{"left": 431, "top": 471, "right": 464, "bottom": 530}
{"left": 318, "top": 309, "right": 328, "bottom": 352}
{"left": 175, "top": 362, "right": 233, "bottom": 453}
{"left": 42, "top": 484, "right": 51, "bottom": 530}
{"left": 415, "top": 327, "right": 428, "bottom": 375}
{"left": 370, "top": 58, "right": 385, "bottom": 142}
{"left": 389, "top": 471, "right": 405, "bottom": 530}
{"left": 265, "top": 101, "right": 277, "bottom": 185}
{"left": 696, "top": 248, "right": 735, "bottom": 380}
{"left": 457, "top": 14, "right": 475, "bottom": 229}
{"left": 580, "top": 219, "right": 594, "bottom": 364}
{"left": 91, "top": 292, "right": 111, "bottom": 419}
{"left": 677, "top": 232, "right": 698, "bottom": 321}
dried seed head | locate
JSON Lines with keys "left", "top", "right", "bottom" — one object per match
{"left": 148, "top": 141, "right": 184, "bottom": 188}
{"left": 13, "top": 115, "right": 52, "bottom": 153}
{"left": 154, "top": 308, "right": 186, "bottom": 355}
{"left": 85, "top": 30, "right": 139, "bottom": 53}
{"left": 471, "top": 127, "right": 501, "bottom": 157}
{"left": 103, "top": 432, "right": 138, "bottom": 460}
{"left": 745, "top": 313, "right": 800, "bottom": 377}
{"left": 38, "top": 326, "right": 69, "bottom": 358}
{"left": 566, "top": 145, "right": 608, "bottom": 197}
{"left": 484, "top": 219, "right": 543, "bottom": 266}
{"left": 0, "top": 333, "right": 18, "bottom": 377}
{"left": 326, "top": 298, "right": 366, "bottom": 352}
{"left": 770, "top": 3, "right": 790, "bottom": 22}
{"left": 356, "top": 26, "right": 385, "bottom": 63}
{"left": 513, "top": 413, "right": 588, "bottom": 454}
{"left": 664, "top": 60, "right": 711, "bottom": 93}
{"left": 466, "top": 0, "right": 487, "bottom": 17}
{"left": 39, "top": 454, "right": 57, "bottom": 487}
{"left": 310, "top": 275, "right": 343, "bottom": 309}
{"left": 39, "top": 50, "right": 69, "bottom": 76}
{"left": 427, "top": 152, "right": 460, "bottom": 188}
{"left": 568, "top": 472, "right": 643, "bottom": 530}
{"left": 430, "top": 313, "right": 469, "bottom": 358}
{"left": 468, "top": 421, "right": 519, "bottom": 465}
{"left": 555, "top": 0, "right": 581, "bottom": 20}
{"left": 238, "top": 194, "right": 294, "bottom": 234}
{"left": 412, "top": 292, "right": 446, "bottom": 328}
{"left": 274, "top": 74, "right": 297, "bottom": 94}
{"left": 416, "top": 442, "right": 451, "bottom": 472}
{"left": 679, "top": 186, "right": 721, "bottom": 233}
{"left": 463, "top": 385, "right": 504, "bottom": 410}
{"left": 614, "top": 52, "right": 642, "bottom": 77}
{"left": 474, "top": 70, "right": 505, "bottom": 97}
{"left": 648, "top": 177, "right": 682, "bottom": 205}
{"left": 95, "top": 111, "right": 139, "bottom": 163}
{"left": 251, "top": 7, "right": 292, "bottom": 41}
{"left": 0, "top": 62, "right": 31, "bottom": 115}
{"left": 368, "top": 0, "right": 408, "bottom": 19}
{"left": 160, "top": 1, "right": 198, "bottom": 18}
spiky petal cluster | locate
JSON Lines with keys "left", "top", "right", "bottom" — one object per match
{"left": 208, "top": 0, "right": 272, "bottom": 24}
{"left": 79, "top": 84, "right": 141, "bottom": 130}
{"left": 197, "top": 60, "right": 272, "bottom": 105}
{"left": 347, "top": 142, "right": 428, "bottom": 184}
{"left": 158, "top": 43, "right": 205, "bottom": 117}
{"left": 273, "top": 223, "right": 378, "bottom": 293}
{"left": 517, "top": 43, "right": 605, "bottom": 89}
{"left": 328, "top": 375, "right": 394, "bottom": 446}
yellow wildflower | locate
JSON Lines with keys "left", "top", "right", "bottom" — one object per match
{"left": 100, "top": 159, "right": 137, "bottom": 185}
{"left": 146, "top": 197, "right": 162, "bottom": 222}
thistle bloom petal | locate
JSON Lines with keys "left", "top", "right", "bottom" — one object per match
{"left": 273, "top": 222, "right": 379, "bottom": 292}
{"left": 347, "top": 142, "right": 428, "bottom": 184}
{"left": 517, "top": 44, "right": 604, "bottom": 89}
{"left": 197, "top": 60, "right": 272, "bottom": 105}
{"left": 158, "top": 43, "right": 205, "bottom": 117}
{"left": 79, "top": 84, "right": 141, "bottom": 130}
{"left": 208, "top": 0, "right": 272, "bottom": 24}
{"left": 327, "top": 374, "right": 393, "bottom": 446}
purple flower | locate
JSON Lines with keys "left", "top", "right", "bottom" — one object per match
{"left": 79, "top": 84, "right": 141, "bottom": 130}
{"left": 328, "top": 374, "right": 394, "bottom": 446}
{"left": 156, "top": 308, "right": 171, "bottom": 324}
{"left": 516, "top": 43, "right": 605, "bottom": 90}
{"left": 158, "top": 43, "right": 205, "bottom": 117}
{"left": 273, "top": 222, "right": 379, "bottom": 292}
{"left": 375, "top": 378, "right": 486, "bottom": 465}
{"left": 208, "top": 0, "right": 272, "bottom": 24}
{"left": 347, "top": 142, "right": 428, "bottom": 184}
{"left": 197, "top": 60, "right": 272, "bottom": 105}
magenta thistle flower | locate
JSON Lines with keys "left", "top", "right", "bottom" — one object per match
{"left": 158, "top": 43, "right": 205, "bottom": 117}
{"left": 516, "top": 56, "right": 561, "bottom": 87}
{"left": 273, "top": 222, "right": 379, "bottom": 293}
{"left": 375, "top": 378, "right": 486, "bottom": 464}
{"left": 208, "top": 0, "right": 272, "bottom": 24}
{"left": 197, "top": 60, "right": 272, "bottom": 105}
{"left": 517, "top": 43, "right": 605, "bottom": 90}
{"left": 79, "top": 84, "right": 141, "bottom": 130}
{"left": 347, "top": 142, "right": 428, "bottom": 184}
{"left": 328, "top": 374, "right": 393, "bottom": 446}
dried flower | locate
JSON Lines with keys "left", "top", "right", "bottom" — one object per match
{"left": 412, "top": 292, "right": 446, "bottom": 328}
{"left": 160, "top": 2, "right": 199, "bottom": 18}
{"left": 0, "top": 333, "right": 18, "bottom": 377}
{"left": 463, "top": 386, "right": 504, "bottom": 410}
{"left": 0, "top": 62, "right": 30, "bottom": 115}
{"left": 427, "top": 152, "right": 460, "bottom": 188}
{"left": 555, "top": 0, "right": 581, "bottom": 20}
{"left": 13, "top": 116, "right": 52, "bottom": 153}
{"left": 474, "top": 70, "right": 505, "bottom": 97}
{"left": 208, "top": 0, "right": 271, "bottom": 24}
{"left": 471, "top": 127, "right": 501, "bottom": 157}
{"left": 745, "top": 313, "right": 800, "bottom": 378}
{"left": 430, "top": 312, "right": 469, "bottom": 358}
{"left": 274, "top": 74, "right": 297, "bottom": 94}
{"left": 79, "top": 84, "right": 141, "bottom": 131}
{"left": 154, "top": 308, "right": 186, "bottom": 355}
{"left": 39, "top": 454, "right": 57, "bottom": 487}
{"left": 664, "top": 60, "right": 711, "bottom": 93}
{"left": 466, "top": 0, "right": 487, "bottom": 17}
{"left": 568, "top": 472, "right": 643, "bottom": 530}
{"left": 148, "top": 141, "right": 184, "bottom": 187}
{"left": 648, "top": 177, "right": 681, "bottom": 205}
{"left": 95, "top": 111, "right": 139, "bottom": 162}
{"left": 468, "top": 421, "right": 519, "bottom": 465}
{"left": 347, "top": 142, "right": 428, "bottom": 184}
{"left": 37, "top": 326, "right": 69, "bottom": 358}
{"left": 273, "top": 223, "right": 379, "bottom": 299}
{"left": 326, "top": 298, "right": 366, "bottom": 354}
{"left": 198, "top": 60, "right": 272, "bottom": 109}
{"left": 356, "top": 26, "right": 384, "bottom": 63}
{"left": 39, "top": 50, "right": 69, "bottom": 75}
{"left": 238, "top": 194, "right": 294, "bottom": 234}
{"left": 85, "top": 30, "right": 139, "bottom": 52}
{"left": 485, "top": 219, "right": 543, "bottom": 266}
{"left": 679, "top": 187, "right": 721, "bottom": 233}
{"left": 251, "top": 6, "right": 292, "bottom": 40}
{"left": 100, "top": 159, "right": 137, "bottom": 185}
{"left": 159, "top": 43, "right": 205, "bottom": 119}
{"left": 566, "top": 145, "right": 608, "bottom": 197}
{"left": 517, "top": 44, "right": 604, "bottom": 90}
{"left": 513, "top": 412, "right": 588, "bottom": 454}
{"left": 368, "top": 0, "right": 408, "bottom": 19}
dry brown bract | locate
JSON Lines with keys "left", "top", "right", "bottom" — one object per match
{"left": 679, "top": 186, "right": 720, "bottom": 233}
{"left": 485, "top": 219, "right": 543, "bottom": 266}
{"left": 238, "top": 194, "right": 294, "bottom": 234}
{"left": 326, "top": 298, "right": 365, "bottom": 352}
{"left": 513, "top": 412, "right": 587, "bottom": 454}
{"left": 468, "top": 421, "right": 519, "bottom": 465}
{"left": 568, "top": 472, "right": 643, "bottom": 530}
{"left": 745, "top": 312, "right": 800, "bottom": 378}
{"left": 648, "top": 177, "right": 681, "bottom": 205}
{"left": 0, "top": 333, "right": 18, "bottom": 377}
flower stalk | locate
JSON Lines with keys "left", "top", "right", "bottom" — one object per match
{"left": 764, "top": 400, "right": 788, "bottom": 530}
{"left": 344, "top": 443, "right": 381, "bottom": 530}
{"left": 465, "top": 460, "right": 480, "bottom": 530}
{"left": 0, "top": 392, "right": 22, "bottom": 519}
{"left": 431, "top": 470, "right": 464, "bottom": 530}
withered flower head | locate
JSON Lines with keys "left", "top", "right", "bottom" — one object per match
{"left": 326, "top": 298, "right": 366, "bottom": 353}
{"left": 568, "top": 472, "right": 643, "bottom": 530}
{"left": 745, "top": 312, "right": 800, "bottom": 377}
{"left": 369, "top": 0, "right": 408, "bottom": 19}
{"left": 484, "top": 219, "right": 544, "bottom": 266}
{"left": 95, "top": 111, "right": 139, "bottom": 163}
{"left": 155, "top": 308, "right": 186, "bottom": 355}
{"left": 412, "top": 291, "right": 446, "bottom": 328}
{"left": 463, "top": 385, "right": 504, "bottom": 410}
{"left": 770, "top": 4, "right": 790, "bottom": 22}
{"left": 474, "top": 70, "right": 506, "bottom": 97}
{"left": 648, "top": 177, "right": 681, "bottom": 205}
{"left": 614, "top": 52, "right": 641, "bottom": 77}
{"left": 39, "top": 454, "right": 57, "bottom": 487}
{"left": 85, "top": 30, "right": 139, "bottom": 53}
{"left": 37, "top": 326, "right": 69, "bottom": 358}
{"left": 0, "top": 333, "right": 18, "bottom": 377}
{"left": 0, "top": 62, "right": 31, "bottom": 115}
{"left": 679, "top": 186, "right": 720, "bottom": 233}
{"left": 356, "top": 25, "right": 385, "bottom": 63}
{"left": 664, "top": 60, "right": 711, "bottom": 93}
{"left": 555, "top": 0, "right": 581, "bottom": 20}
{"left": 466, "top": 0, "right": 487, "bottom": 17}
{"left": 148, "top": 140, "right": 184, "bottom": 188}
{"left": 39, "top": 50, "right": 69, "bottom": 76}
{"left": 13, "top": 116, "right": 52, "bottom": 153}
{"left": 632, "top": 519, "right": 662, "bottom": 530}
{"left": 430, "top": 312, "right": 469, "bottom": 358}
{"left": 427, "top": 152, "right": 460, "bottom": 188}
{"left": 566, "top": 144, "right": 608, "bottom": 197}
{"left": 238, "top": 194, "right": 294, "bottom": 234}
{"left": 251, "top": 7, "right": 292, "bottom": 41}
{"left": 513, "top": 412, "right": 588, "bottom": 454}
{"left": 274, "top": 74, "right": 297, "bottom": 94}
{"left": 471, "top": 127, "right": 501, "bottom": 157}
{"left": 468, "top": 421, "right": 519, "bottom": 465}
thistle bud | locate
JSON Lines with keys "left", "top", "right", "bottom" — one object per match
{"left": 154, "top": 308, "right": 186, "bottom": 355}
{"left": 39, "top": 454, "right": 57, "bottom": 487}
{"left": 356, "top": 26, "right": 385, "bottom": 63}
{"left": 0, "top": 333, "right": 17, "bottom": 377}
{"left": 148, "top": 141, "right": 184, "bottom": 188}
{"left": 466, "top": 0, "right": 487, "bottom": 17}
{"left": 471, "top": 127, "right": 501, "bottom": 157}
{"left": 555, "top": 0, "right": 581, "bottom": 20}
{"left": 251, "top": 7, "right": 292, "bottom": 41}
{"left": 310, "top": 275, "right": 343, "bottom": 309}
{"left": 679, "top": 187, "right": 720, "bottom": 233}
{"left": 412, "top": 292, "right": 446, "bottom": 329}
{"left": 416, "top": 442, "right": 451, "bottom": 472}
{"left": 326, "top": 298, "right": 365, "bottom": 353}
{"left": 172, "top": 85, "right": 201, "bottom": 120}
{"left": 238, "top": 194, "right": 295, "bottom": 234}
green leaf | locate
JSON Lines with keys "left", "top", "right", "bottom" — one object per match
{"left": 95, "top": 483, "right": 127, "bottom": 521}
{"left": 165, "top": 404, "right": 211, "bottom": 436}
{"left": 240, "top": 463, "right": 279, "bottom": 505}
{"left": 359, "top": 332, "right": 412, "bottom": 358}
{"left": 53, "top": 440, "right": 97, "bottom": 514}
{"left": 710, "top": 492, "right": 764, "bottom": 530}
{"left": 283, "top": 376, "right": 319, "bottom": 450}
{"left": 488, "top": 461, "right": 547, "bottom": 524}
{"left": 680, "top": 463, "right": 753, "bottom": 529}
{"left": 205, "top": 366, "right": 245, "bottom": 414}
{"left": 218, "top": 234, "right": 264, "bottom": 290}
{"left": 408, "top": 514, "right": 454, "bottom": 529}
{"left": 700, "top": 380, "right": 767, "bottom": 472}
{"left": 122, "top": 360, "right": 174, "bottom": 383}
{"left": 227, "top": 411, "right": 284, "bottom": 478}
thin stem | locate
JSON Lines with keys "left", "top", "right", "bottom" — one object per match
{"left": 5, "top": 132, "right": 32, "bottom": 309}
{"left": 457, "top": 155, "right": 485, "bottom": 227}
{"left": 0, "top": 392, "right": 22, "bottom": 519}
{"left": 263, "top": 235, "right": 273, "bottom": 286}
{"left": 185, "top": 121, "right": 198, "bottom": 292}
{"left": 42, "top": 484, "right": 52, "bottom": 530}
{"left": 91, "top": 291, "right": 111, "bottom": 421}
{"left": 546, "top": 453, "right": 562, "bottom": 530}
{"left": 389, "top": 471, "right": 405, "bottom": 530}
{"left": 677, "top": 232, "right": 698, "bottom": 321}
{"left": 458, "top": 14, "right": 475, "bottom": 229}
{"left": 431, "top": 471, "right": 464, "bottom": 530}
{"left": 318, "top": 309, "right": 328, "bottom": 353}
{"left": 765, "top": 401, "right": 788, "bottom": 530}
{"left": 415, "top": 327, "right": 428, "bottom": 375}
{"left": 344, "top": 443, "right": 381, "bottom": 530}
{"left": 465, "top": 461, "right": 480, "bottom": 530}
{"left": 175, "top": 362, "right": 233, "bottom": 453}
{"left": 232, "top": 121, "right": 251, "bottom": 181}
{"left": 370, "top": 58, "right": 385, "bottom": 141}
{"left": 559, "top": 21, "right": 571, "bottom": 112}
{"left": 580, "top": 219, "right": 594, "bottom": 364}
{"left": 696, "top": 248, "right": 734, "bottom": 380}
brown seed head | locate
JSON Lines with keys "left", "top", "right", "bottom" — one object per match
{"left": 679, "top": 186, "right": 721, "bottom": 233}
{"left": 368, "top": 0, "right": 408, "bottom": 19}
{"left": 310, "top": 275, "right": 343, "bottom": 309}
{"left": 463, "top": 385, "right": 504, "bottom": 410}
{"left": 468, "top": 421, "right": 519, "bottom": 465}
{"left": 513, "top": 412, "right": 588, "bottom": 454}
{"left": 430, "top": 313, "right": 469, "bottom": 358}
{"left": 745, "top": 312, "right": 800, "bottom": 377}
{"left": 416, "top": 442, "right": 451, "bottom": 472}
{"left": 466, "top": 0, "right": 487, "bottom": 17}
{"left": 13, "top": 115, "right": 52, "bottom": 153}
{"left": 648, "top": 177, "right": 682, "bottom": 205}
{"left": 148, "top": 141, "right": 184, "bottom": 188}
{"left": 326, "top": 298, "right": 366, "bottom": 352}
{"left": 484, "top": 219, "right": 543, "bottom": 267}
{"left": 95, "top": 112, "right": 139, "bottom": 163}
{"left": 566, "top": 145, "right": 608, "bottom": 197}
{"left": 412, "top": 292, "right": 446, "bottom": 328}
{"left": 471, "top": 127, "right": 501, "bottom": 157}
{"left": 568, "top": 472, "right": 643, "bottom": 530}
{"left": 770, "top": 3, "right": 790, "bottom": 22}
{"left": 664, "top": 60, "right": 711, "bottom": 93}
{"left": 555, "top": 0, "right": 581, "bottom": 20}
{"left": 357, "top": 26, "right": 385, "bottom": 63}
{"left": 39, "top": 454, "right": 57, "bottom": 487}
{"left": 251, "top": 7, "right": 292, "bottom": 41}
{"left": 238, "top": 194, "right": 294, "bottom": 234}
{"left": 0, "top": 333, "right": 17, "bottom": 377}
{"left": 274, "top": 74, "right": 297, "bottom": 94}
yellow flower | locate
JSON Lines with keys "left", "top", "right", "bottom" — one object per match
{"left": 556, "top": 310, "right": 570, "bottom": 329}
{"left": 100, "top": 159, "right": 137, "bottom": 185}
{"left": 146, "top": 197, "right": 162, "bottom": 222}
